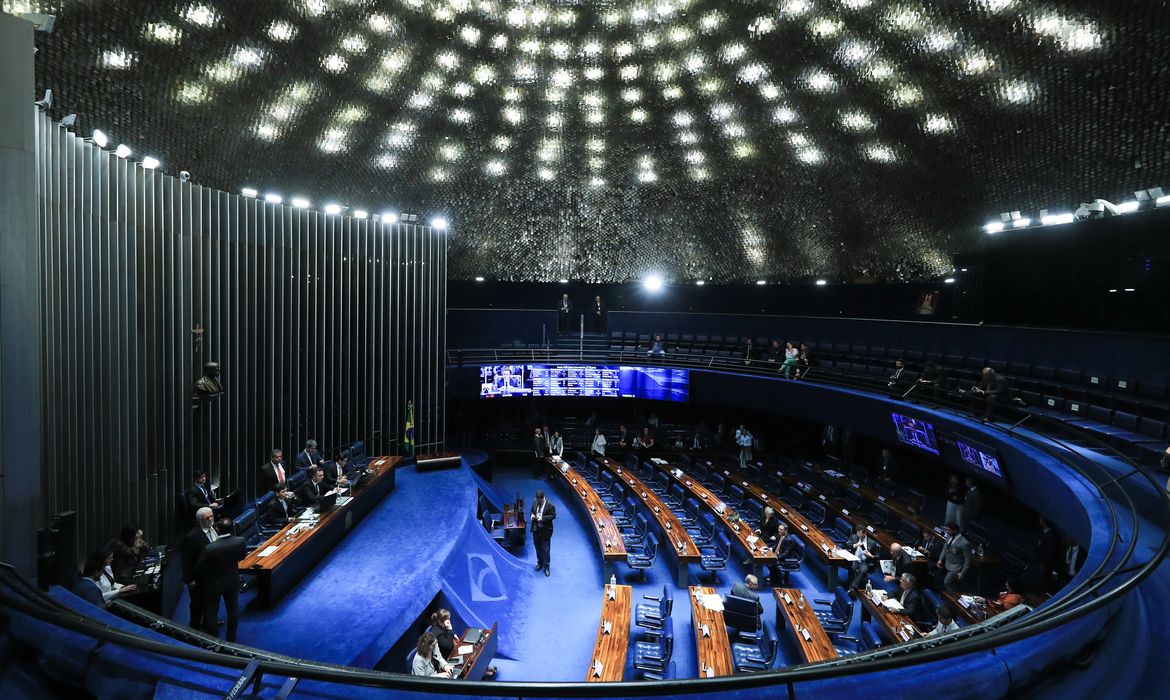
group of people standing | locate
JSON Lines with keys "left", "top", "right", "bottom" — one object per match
{"left": 558, "top": 293, "right": 606, "bottom": 333}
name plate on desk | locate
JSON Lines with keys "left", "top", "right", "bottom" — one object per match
{"left": 801, "top": 525, "right": 808, "bottom": 532}
{"left": 801, "top": 628, "right": 812, "bottom": 641}
{"left": 866, "top": 525, "right": 875, "bottom": 533}
{"left": 878, "top": 496, "right": 887, "bottom": 502}
{"left": 593, "top": 660, "right": 604, "bottom": 678}
{"left": 783, "top": 593, "right": 794, "bottom": 605}
{"left": 841, "top": 508, "right": 850, "bottom": 515}
{"left": 819, "top": 494, "right": 827, "bottom": 501}
{"left": 607, "top": 586, "right": 617, "bottom": 600}
{"left": 603, "top": 620, "right": 612, "bottom": 635}
{"left": 700, "top": 624, "right": 711, "bottom": 638}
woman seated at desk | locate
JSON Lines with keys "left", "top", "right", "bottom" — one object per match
{"left": 111, "top": 525, "right": 149, "bottom": 584}
{"left": 412, "top": 631, "right": 454, "bottom": 678}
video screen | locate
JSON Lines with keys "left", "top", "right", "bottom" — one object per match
{"left": 891, "top": 413, "right": 940, "bottom": 455}
{"left": 955, "top": 439, "right": 1005, "bottom": 479}
{"left": 479, "top": 364, "right": 689, "bottom": 402}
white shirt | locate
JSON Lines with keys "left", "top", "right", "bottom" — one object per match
{"left": 929, "top": 620, "right": 960, "bottom": 637}
{"left": 591, "top": 434, "right": 606, "bottom": 455}
{"left": 97, "top": 565, "right": 123, "bottom": 602}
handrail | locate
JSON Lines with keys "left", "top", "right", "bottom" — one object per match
{"left": 3, "top": 348, "right": 1168, "bottom": 696}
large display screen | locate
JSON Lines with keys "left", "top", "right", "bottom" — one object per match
{"left": 891, "top": 413, "right": 940, "bottom": 455}
{"left": 954, "top": 438, "right": 1005, "bottom": 479}
{"left": 479, "top": 364, "right": 689, "bottom": 402}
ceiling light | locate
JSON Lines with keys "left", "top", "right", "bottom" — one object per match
{"left": 264, "top": 193, "right": 283, "bottom": 204}
{"left": 324, "top": 203, "right": 342, "bottom": 215}
{"left": 292, "top": 197, "right": 310, "bottom": 208}
{"left": 431, "top": 217, "right": 449, "bottom": 229}
{"left": 695, "top": 280, "right": 706, "bottom": 286}
{"left": 756, "top": 280, "right": 766, "bottom": 285}
{"left": 141, "top": 156, "right": 160, "bottom": 169}
{"left": 644, "top": 275, "right": 664, "bottom": 292}
{"left": 92, "top": 129, "right": 109, "bottom": 147}
{"left": 815, "top": 279, "right": 828, "bottom": 286}
{"left": 475, "top": 276, "right": 485, "bottom": 282}
{"left": 1157, "top": 195, "right": 1170, "bottom": 207}
{"left": 984, "top": 222, "right": 1004, "bottom": 233}
{"left": 944, "top": 278, "right": 955, "bottom": 284}
{"left": 559, "top": 279, "right": 569, "bottom": 284}
{"left": 114, "top": 144, "right": 132, "bottom": 158}
{"left": 380, "top": 211, "right": 398, "bottom": 223}
{"left": 241, "top": 188, "right": 257, "bottom": 198}
{"left": 1040, "top": 213, "right": 1074, "bottom": 226}
{"left": 354, "top": 210, "right": 368, "bottom": 219}
{"left": 1012, "top": 218, "right": 1031, "bottom": 228}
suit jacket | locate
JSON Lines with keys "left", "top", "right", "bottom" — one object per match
{"left": 890, "top": 550, "right": 915, "bottom": 581}
{"left": 558, "top": 298, "right": 572, "bottom": 314}
{"left": 533, "top": 434, "right": 547, "bottom": 457}
{"left": 775, "top": 533, "right": 797, "bottom": 560}
{"left": 758, "top": 515, "right": 780, "bottom": 541}
{"left": 730, "top": 582, "right": 763, "bottom": 613}
{"left": 258, "top": 462, "right": 289, "bottom": 496}
{"left": 548, "top": 436, "right": 564, "bottom": 456}
{"left": 921, "top": 533, "right": 944, "bottom": 562}
{"left": 71, "top": 577, "right": 105, "bottom": 607}
{"left": 847, "top": 534, "right": 880, "bottom": 570}
{"left": 530, "top": 499, "right": 556, "bottom": 534}
{"left": 962, "top": 487, "right": 984, "bottom": 522}
{"left": 263, "top": 496, "right": 300, "bottom": 527}
{"left": 295, "top": 448, "right": 322, "bottom": 472}
{"left": 321, "top": 460, "right": 348, "bottom": 488}
{"left": 180, "top": 526, "right": 215, "bottom": 585}
{"left": 194, "top": 536, "right": 246, "bottom": 595}
{"left": 296, "top": 479, "right": 326, "bottom": 507}
{"left": 899, "top": 586, "right": 924, "bottom": 620}
{"left": 184, "top": 483, "right": 217, "bottom": 513}
{"left": 940, "top": 534, "right": 972, "bottom": 576}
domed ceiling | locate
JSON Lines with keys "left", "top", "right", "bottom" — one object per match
{"left": 11, "top": 0, "right": 1168, "bottom": 282}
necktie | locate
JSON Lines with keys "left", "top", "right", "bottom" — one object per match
{"left": 206, "top": 528, "right": 216, "bottom": 542}
{"left": 314, "top": 483, "right": 319, "bottom": 496}
{"left": 276, "top": 463, "right": 285, "bottom": 483}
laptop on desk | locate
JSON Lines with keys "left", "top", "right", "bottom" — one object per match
{"left": 315, "top": 492, "right": 339, "bottom": 514}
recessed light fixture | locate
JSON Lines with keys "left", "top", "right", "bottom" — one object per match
{"left": 696, "top": 280, "right": 706, "bottom": 286}
{"left": 431, "top": 217, "right": 449, "bottom": 229}
{"left": 815, "top": 279, "right": 827, "bottom": 286}
{"left": 354, "top": 210, "right": 368, "bottom": 219}
{"left": 381, "top": 211, "right": 398, "bottom": 223}
{"left": 475, "top": 276, "right": 485, "bottom": 282}
{"left": 644, "top": 275, "right": 664, "bottom": 292}
{"left": 756, "top": 280, "right": 766, "bottom": 285}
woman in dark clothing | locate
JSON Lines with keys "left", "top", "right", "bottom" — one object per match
{"left": 429, "top": 609, "right": 456, "bottom": 658}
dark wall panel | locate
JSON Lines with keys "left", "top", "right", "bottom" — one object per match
{"left": 35, "top": 115, "right": 446, "bottom": 559}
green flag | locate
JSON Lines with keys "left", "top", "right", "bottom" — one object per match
{"left": 404, "top": 400, "right": 415, "bottom": 457}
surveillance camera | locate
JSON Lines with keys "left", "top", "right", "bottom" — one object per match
{"left": 21, "top": 13, "right": 56, "bottom": 33}
{"left": 179, "top": 171, "right": 191, "bottom": 182}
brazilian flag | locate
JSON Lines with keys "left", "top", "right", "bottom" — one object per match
{"left": 404, "top": 400, "right": 415, "bottom": 457}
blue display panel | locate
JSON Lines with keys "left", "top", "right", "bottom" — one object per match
{"left": 479, "top": 364, "right": 689, "bottom": 401}
{"left": 954, "top": 438, "right": 1006, "bottom": 479}
{"left": 891, "top": 413, "right": 940, "bottom": 455}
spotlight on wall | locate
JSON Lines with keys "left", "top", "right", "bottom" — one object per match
{"left": 944, "top": 277, "right": 955, "bottom": 284}
{"left": 756, "top": 280, "right": 766, "bottom": 285}
{"left": 354, "top": 210, "right": 369, "bottom": 219}
{"left": 58, "top": 113, "right": 76, "bottom": 128}
{"left": 241, "top": 188, "right": 258, "bottom": 198}
{"left": 114, "top": 144, "right": 132, "bottom": 158}
{"left": 695, "top": 280, "right": 706, "bottom": 286}
{"left": 324, "top": 203, "right": 342, "bottom": 215}
{"left": 34, "top": 89, "right": 52, "bottom": 111}
{"left": 141, "top": 156, "right": 160, "bottom": 170}
{"left": 264, "top": 193, "right": 283, "bottom": 204}
{"left": 430, "top": 217, "right": 449, "bottom": 229}
{"left": 1116, "top": 201, "right": 1140, "bottom": 214}
{"left": 1011, "top": 217, "right": 1031, "bottom": 228}
{"left": 475, "top": 276, "right": 485, "bottom": 282}
{"left": 644, "top": 275, "right": 664, "bottom": 292}
{"left": 815, "top": 279, "right": 827, "bottom": 286}
{"left": 558, "top": 279, "right": 569, "bottom": 284}
{"left": 92, "top": 129, "right": 109, "bottom": 147}
{"left": 983, "top": 222, "right": 1004, "bottom": 234}
{"left": 380, "top": 211, "right": 398, "bottom": 223}
{"left": 1040, "top": 213, "right": 1074, "bottom": 226}
{"left": 179, "top": 171, "right": 191, "bottom": 182}
{"left": 291, "top": 197, "right": 310, "bottom": 209}
{"left": 1134, "top": 187, "right": 1165, "bottom": 210}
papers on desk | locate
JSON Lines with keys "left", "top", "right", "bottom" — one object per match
{"left": 592, "top": 660, "right": 604, "bottom": 678}
{"left": 835, "top": 548, "right": 860, "bottom": 562}
{"left": 457, "top": 644, "right": 473, "bottom": 655}
{"left": 603, "top": 620, "right": 613, "bottom": 635}
{"left": 335, "top": 496, "right": 352, "bottom": 507}
{"left": 257, "top": 545, "right": 279, "bottom": 558}
{"left": 297, "top": 512, "right": 317, "bottom": 521}
{"left": 904, "top": 547, "right": 925, "bottom": 559}
{"left": 882, "top": 598, "right": 905, "bottom": 612}
{"left": 879, "top": 559, "right": 896, "bottom": 576}
{"left": 700, "top": 623, "right": 711, "bottom": 638}
{"left": 958, "top": 595, "right": 977, "bottom": 609}
{"left": 699, "top": 593, "right": 725, "bottom": 612}
{"left": 825, "top": 470, "right": 844, "bottom": 478}
{"left": 801, "top": 628, "right": 812, "bottom": 642}
{"left": 747, "top": 534, "right": 759, "bottom": 545}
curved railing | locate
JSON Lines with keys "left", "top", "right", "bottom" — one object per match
{"left": 2, "top": 347, "right": 1168, "bottom": 697}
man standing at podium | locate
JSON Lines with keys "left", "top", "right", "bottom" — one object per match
{"left": 530, "top": 489, "right": 556, "bottom": 577}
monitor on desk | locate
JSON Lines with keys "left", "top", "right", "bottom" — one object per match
{"left": 315, "top": 492, "right": 339, "bottom": 514}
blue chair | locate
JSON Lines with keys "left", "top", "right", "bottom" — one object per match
{"left": 806, "top": 501, "right": 827, "bottom": 526}
{"left": 699, "top": 532, "right": 730, "bottom": 582}
{"left": 635, "top": 585, "right": 673, "bottom": 635}
{"left": 786, "top": 486, "right": 806, "bottom": 511}
{"left": 612, "top": 495, "right": 638, "bottom": 528}
{"left": 723, "top": 594, "right": 762, "bottom": 640}
{"left": 482, "top": 510, "right": 505, "bottom": 544}
{"left": 740, "top": 498, "right": 763, "bottom": 527}
{"left": 628, "top": 532, "right": 659, "bottom": 579}
{"left": 709, "top": 472, "right": 726, "bottom": 495}
{"left": 827, "top": 516, "right": 852, "bottom": 545}
{"left": 666, "top": 483, "right": 686, "bottom": 509}
{"left": 678, "top": 497, "right": 701, "bottom": 525}
{"left": 634, "top": 618, "right": 674, "bottom": 680}
{"left": 868, "top": 502, "right": 890, "bottom": 527}
{"left": 924, "top": 588, "right": 944, "bottom": 619}
{"left": 622, "top": 512, "right": 651, "bottom": 547}
{"left": 686, "top": 512, "right": 716, "bottom": 545}
{"left": 813, "top": 586, "right": 854, "bottom": 635}
{"left": 836, "top": 622, "right": 882, "bottom": 656}
{"left": 651, "top": 471, "right": 671, "bottom": 497}
{"left": 478, "top": 494, "right": 502, "bottom": 524}
{"left": 776, "top": 541, "right": 804, "bottom": 585}
{"left": 732, "top": 623, "right": 777, "bottom": 672}
{"left": 726, "top": 484, "right": 746, "bottom": 509}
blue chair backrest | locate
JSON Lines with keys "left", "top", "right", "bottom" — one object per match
{"left": 671, "top": 483, "right": 685, "bottom": 503}
{"left": 759, "top": 623, "right": 778, "bottom": 661}
{"left": 729, "top": 484, "right": 745, "bottom": 503}
{"left": 661, "top": 617, "right": 675, "bottom": 659}
{"left": 702, "top": 512, "right": 717, "bottom": 536}
{"left": 660, "top": 585, "right": 673, "bottom": 616}
{"left": 924, "top": 588, "right": 943, "bottom": 615}
{"left": 655, "top": 472, "right": 670, "bottom": 491}
{"left": 808, "top": 501, "right": 826, "bottom": 522}
{"left": 834, "top": 586, "right": 853, "bottom": 618}
{"left": 686, "top": 497, "right": 702, "bottom": 519}
{"left": 834, "top": 517, "right": 851, "bottom": 536}
{"left": 787, "top": 486, "right": 804, "bottom": 505}
{"left": 861, "top": 622, "right": 883, "bottom": 650}
{"left": 718, "top": 532, "right": 732, "bottom": 556}
{"left": 624, "top": 495, "right": 639, "bottom": 515}
{"left": 646, "top": 531, "right": 659, "bottom": 556}
{"left": 710, "top": 473, "right": 726, "bottom": 493}
{"left": 613, "top": 482, "right": 626, "bottom": 501}
{"left": 637, "top": 512, "right": 651, "bottom": 533}
{"left": 602, "top": 470, "right": 615, "bottom": 490}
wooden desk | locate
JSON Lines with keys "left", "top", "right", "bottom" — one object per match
{"left": 649, "top": 459, "right": 777, "bottom": 581}
{"left": 942, "top": 591, "right": 991, "bottom": 625}
{"left": 587, "top": 584, "right": 632, "bottom": 682}
{"left": 548, "top": 457, "right": 627, "bottom": 581}
{"left": 773, "top": 588, "right": 838, "bottom": 663}
{"left": 857, "top": 589, "right": 923, "bottom": 644}
{"left": 689, "top": 586, "right": 734, "bottom": 678}
{"left": 450, "top": 623, "right": 498, "bottom": 681}
{"left": 239, "top": 456, "right": 400, "bottom": 606}
{"left": 596, "top": 456, "right": 699, "bottom": 586}
{"left": 503, "top": 499, "right": 526, "bottom": 547}
{"left": 712, "top": 462, "right": 849, "bottom": 588}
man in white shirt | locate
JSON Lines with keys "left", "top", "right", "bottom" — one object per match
{"left": 591, "top": 429, "right": 606, "bottom": 456}
{"left": 180, "top": 507, "right": 217, "bottom": 629}
{"left": 929, "top": 605, "right": 960, "bottom": 636}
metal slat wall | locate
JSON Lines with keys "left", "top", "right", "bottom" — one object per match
{"left": 34, "top": 115, "right": 446, "bottom": 559}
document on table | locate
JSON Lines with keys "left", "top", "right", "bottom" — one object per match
{"left": 904, "top": 547, "right": 924, "bottom": 559}
{"left": 835, "top": 548, "right": 860, "bottom": 562}
{"left": 457, "top": 644, "right": 473, "bottom": 655}
{"left": 882, "top": 598, "right": 905, "bottom": 612}
{"left": 257, "top": 545, "right": 279, "bottom": 557}
{"left": 699, "top": 593, "right": 725, "bottom": 612}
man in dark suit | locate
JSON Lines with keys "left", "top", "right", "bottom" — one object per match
{"left": 557, "top": 293, "right": 572, "bottom": 332}
{"left": 747, "top": 506, "right": 784, "bottom": 566}
{"left": 194, "top": 518, "right": 246, "bottom": 642}
{"left": 877, "top": 449, "right": 899, "bottom": 482}
{"left": 321, "top": 454, "right": 350, "bottom": 490}
{"left": 961, "top": 476, "right": 984, "bottom": 530}
{"left": 530, "top": 489, "right": 556, "bottom": 576}
{"left": 730, "top": 574, "right": 764, "bottom": 613}
{"left": 262, "top": 485, "right": 302, "bottom": 528}
{"left": 896, "top": 573, "right": 925, "bottom": 622}
{"left": 847, "top": 524, "right": 880, "bottom": 589}
{"left": 184, "top": 469, "right": 223, "bottom": 519}
{"left": 882, "top": 542, "right": 916, "bottom": 595}
{"left": 71, "top": 550, "right": 109, "bottom": 607}
{"left": 295, "top": 439, "right": 323, "bottom": 472}
{"left": 591, "top": 295, "right": 605, "bottom": 333}
{"left": 296, "top": 467, "right": 337, "bottom": 508}
{"left": 257, "top": 449, "right": 288, "bottom": 497}
{"left": 532, "top": 427, "right": 548, "bottom": 479}
{"left": 180, "top": 507, "right": 218, "bottom": 630}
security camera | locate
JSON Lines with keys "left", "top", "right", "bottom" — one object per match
{"left": 179, "top": 171, "right": 191, "bottom": 182}
{"left": 21, "top": 13, "right": 56, "bottom": 33}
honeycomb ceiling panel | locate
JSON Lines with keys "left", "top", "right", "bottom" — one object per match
{"left": 11, "top": 0, "right": 1169, "bottom": 282}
